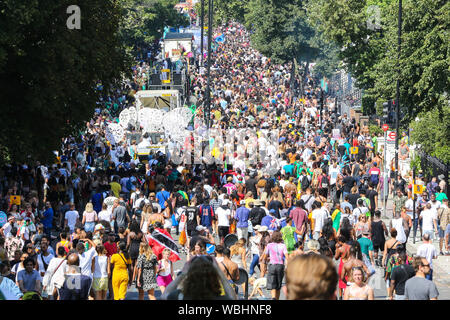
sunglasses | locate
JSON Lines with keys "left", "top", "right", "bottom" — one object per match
{"left": 421, "top": 263, "right": 430, "bottom": 268}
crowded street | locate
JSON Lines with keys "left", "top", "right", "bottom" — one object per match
{"left": 0, "top": 0, "right": 448, "bottom": 302}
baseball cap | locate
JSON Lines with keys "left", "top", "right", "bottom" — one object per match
{"left": 253, "top": 225, "right": 261, "bottom": 231}
{"left": 95, "top": 224, "right": 105, "bottom": 232}
{"left": 269, "top": 209, "right": 276, "bottom": 214}
{"left": 196, "top": 225, "right": 206, "bottom": 232}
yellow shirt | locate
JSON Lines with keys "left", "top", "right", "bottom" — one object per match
{"left": 111, "top": 253, "right": 131, "bottom": 279}
{"left": 110, "top": 182, "right": 121, "bottom": 198}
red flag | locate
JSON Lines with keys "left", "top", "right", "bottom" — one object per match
{"left": 146, "top": 228, "right": 181, "bottom": 263}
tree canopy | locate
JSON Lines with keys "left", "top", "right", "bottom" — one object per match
{"left": 308, "top": 0, "right": 449, "bottom": 126}
{"left": 0, "top": 0, "right": 131, "bottom": 164}
{"left": 120, "top": 0, "right": 189, "bottom": 56}
{"left": 0, "top": 0, "right": 189, "bottom": 165}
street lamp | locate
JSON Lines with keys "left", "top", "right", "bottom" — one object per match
{"left": 395, "top": 0, "right": 402, "bottom": 181}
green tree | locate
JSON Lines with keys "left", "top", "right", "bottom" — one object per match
{"left": 245, "top": 0, "right": 321, "bottom": 92}
{"left": 120, "top": 0, "right": 189, "bottom": 56}
{"left": 308, "top": 0, "right": 449, "bottom": 127}
{"left": 213, "top": 0, "right": 248, "bottom": 24}
{"left": 0, "top": 0, "right": 130, "bottom": 164}
{"left": 410, "top": 105, "right": 450, "bottom": 164}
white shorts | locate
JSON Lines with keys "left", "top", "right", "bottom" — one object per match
{"left": 164, "top": 219, "right": 173, "bottom": 229}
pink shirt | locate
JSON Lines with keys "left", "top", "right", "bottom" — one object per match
{"left": 264, "top": 243, "right": 287, "bottom": 265}
{"left": 224, "top": 183, "right": 237, "bottom": 195}
{"left": 83, "top": 210, "right": 97, "bottom": 223}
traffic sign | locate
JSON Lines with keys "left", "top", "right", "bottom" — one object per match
{"left": 350, "top": 147, "right": 359, "bottom": 154}
{"left": 382, "top": 124, "right": 389, "bottom": 132}
{"left": 413, "top": 184, "right": 424, "bottom": 195}
{"left": 387, "top": 131, "right": 396, "bottom": 142}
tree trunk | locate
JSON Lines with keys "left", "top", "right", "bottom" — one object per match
{"left": 290, "top": 58, "right": 296, "bottom": 91}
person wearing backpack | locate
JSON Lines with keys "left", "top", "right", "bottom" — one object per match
{"left": 368, "top": 162, "right": 381, "bottom": 188}
{"left": 357, "top": 190, "right": 371, "bottom": 209}
{"left": 318, "top": 170, "right": 330, "bottom": 198}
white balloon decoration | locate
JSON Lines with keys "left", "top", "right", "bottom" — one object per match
{"left": 106, "top": 122, "right": 125, "bottom": 145}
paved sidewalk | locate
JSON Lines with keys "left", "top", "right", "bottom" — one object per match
{"left": 379, "top": 198, "right": 450, "bottom": 288}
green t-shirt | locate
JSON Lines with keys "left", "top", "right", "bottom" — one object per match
{"left": 436, "top": 192, "right": 448, "bottom": 202}
{"left": 281, "top": 225, "right": 297, "bottom": 253}
{"left": 357, "top": 237, "right": 374, "bottom": 256}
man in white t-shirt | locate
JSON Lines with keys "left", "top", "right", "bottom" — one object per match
{"left": 428, "top": 194, "right": 441, "bottom": 211}
{"left": 328, "top": 161, "right": 341, "bottom": 203}
{"left": 0, "top": 216, "right": 15, "bottom": 237}
{"left": 76, "top": 240, "right": 97, "bottom": 279}
{"left": 216, "top": 199, "right": 231, "bottom": 245}
{"left": 405, "top": 194, "right": 415, "bottom": 220}
{"left": 64, "top": 204, "right": 79, "bottom": 233}
{"left": 417, "top": 233, "right": 438, "bottom": 280}
{"left": 420, "top": 203, "right": 438, "bottom": 240}
{"left": 311, "top": 202, "right": 326, "bottom": 240}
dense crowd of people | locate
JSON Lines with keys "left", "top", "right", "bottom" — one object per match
{"left": 0, "top": 21, "right": 448, "bottom": 301}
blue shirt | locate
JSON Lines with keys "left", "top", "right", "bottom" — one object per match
{"left": 156, "top": 190, "right": 170, "bottom": 210}
{"left": 17, "top": 269, "right": 41, "bottom": 292}
{"left": 340, "top": 201, "right": 353, "bottom": 212}
{"left": 283, "top": 164, "right": 294, "bottom": 175}
{"left": 41, "top": 208, "right": 54, "bottom": 229}
{"left": 199, "top": 205, "right": 213, "bottom": 227}
{"left": 234, "top": 206, "right": 250, "bottom": 228}
{"left": 261, "top": 215, "right": 278, "bottom": 231}
{"left": 92, "top": 193, "right": 103, "bottom": 213}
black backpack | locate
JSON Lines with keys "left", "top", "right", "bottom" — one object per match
{"left": 301, "top": 175, "right": 310, "bottom": 190}
{"left": 321, "top": 175, "right": 329, "bottom": 188}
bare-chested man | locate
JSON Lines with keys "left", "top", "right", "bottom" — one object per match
{"left": 341, "top": 245, "right": 371, "bottom": 287}
{"left": 216, "top": 246, "right": 240, "bottom": 283}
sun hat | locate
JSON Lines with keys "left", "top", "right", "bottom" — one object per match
{"left": 259, "top": 226, "right": 268, "bottom": 232}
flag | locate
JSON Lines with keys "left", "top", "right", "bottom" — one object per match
{"left": 147, "top": 228, "right": 181, "bottom": 263}
{"left": 331, "top": 209, "right": 341, "bottom": 232}
{"left": 296, "top": 178, "right": 301, "bottom": 199}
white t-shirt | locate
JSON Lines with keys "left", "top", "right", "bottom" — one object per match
{"left": 65, "top": 210, "right": 79, "bottom": 230}
{"left": 405, "top": 198, "right": 414, "bottom": 218}
{"left": 1, "top": 222, "right": 13, "bottom": 237}
{"left": 428, "top": 200, "right": 441, "bottom": 211}
{"left": 79, "top": 247, "right": 97, "bottom": 278}
{"left": 391, "top": 218, "right": 407, "bottom": 243}
{"left": 20, "top": 225, "right": 30, "bottom": 241}
{"left": 417, "top": 243, "right": 437, "bottom": 268}
{"left": 329, "top": 166, "right": 340, "bottom": 185}
{"left": 98, "top": 210, "right": 111, "bottom": 222}
{"left": 352, "top": 207, "right": 369, "bottom": 225}
{"left": 312, "top": 209, "right": 325, "bottom": 232}
{"left": 216, "top": 207, "right": 231, "bottom": 227}
{"left": 37, "top": 253, "right": 55, "bottom": 275}
{"left": 420, "top": 209, "right": 437, "bottom": 231}
{"left": 93, "top": 255, "right": 109, "bottom": 278}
